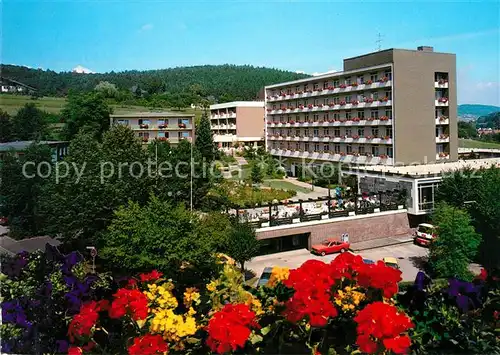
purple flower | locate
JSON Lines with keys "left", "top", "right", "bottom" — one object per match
{"left": 56, "top": 340, "right": 69, "bottom": 353}
{"left": 447, "top": 278, "right": 482, "bottom": 312}
{"left": 414, "top": 271, "right": 430, "bottom": 291}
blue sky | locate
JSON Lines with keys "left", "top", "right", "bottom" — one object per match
{"left": 3, "top": 0, "right": 499, "bottom": 105}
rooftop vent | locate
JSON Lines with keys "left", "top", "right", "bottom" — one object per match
{"left": 417, "top": 46, "right": 434, "bottom": 52}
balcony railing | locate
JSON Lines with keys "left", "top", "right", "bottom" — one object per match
{"left": 436, "top": 152, "right": 450, "bottom": 160}
{"left": 266, "top": 118, "right": 393, "bottom": 128}
{"left": 268, "top": 135, "right": 393, "bottom": 144}
{"left": 267, "top": 100, "right": 392, "bottom": 115}
{"left": 436, "top": 134, "right": 450, "bottom": 143}
{"left": 266, "top": 80, "right": 392, "bottom": 102}
{"left": 434, "top": 79, "right": 449, "bottom": 88}
{"left": 269, "top": 148, "right": 393, "bottom": 165}
{"left": 435, "top": 98, "right": 449, "bottom": 106}
{"left": 435, "top": 116, "right": 449, "bottom": 125}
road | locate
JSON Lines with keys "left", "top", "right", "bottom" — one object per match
{"left": 0, "top": 225, "right": 8, "bottom": 236}
{"left": 247, "top": 242, "right": 429, "bottom": 282}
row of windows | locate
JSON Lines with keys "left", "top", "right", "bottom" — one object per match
{"left": 271, "top": 142, "right": 393, "bottom": 157}
{"left": 138, "top": 132, "right": 191, "bottom": 139}
{"left": 269, "top": 127, "right": 392, "bottom": 138}
{"left": 270, "top": 70, "right": 392, "bottom": 95}
{"left": 117, "top": 118, "right": 191, "bottom": 126}
{"left": 269, "top": 91, "right": 392, "bottom": 108}
{"left": 269, "top": 110, "right": 393, "bottom": 121}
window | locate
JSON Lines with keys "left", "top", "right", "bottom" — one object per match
{"left": 358, "top": 92, "right": 365, "bottom": 102}
{"left": 304, "top": 84, "right": 309, "bottom": 92}
{"left": 345, "top": 111, "right": 352, "bottom": 119}
{"left": 372, "top": 146, "right": 379, "bottom": 156}
{"left": 333, "top": 80, "right": 339, "bottom": 87}
{"left": 370, "top": 72, "right": 378, "bottom": 82}
{"left": 359, "top": 146, "right": 365, "bottom": 154}
{"left": 323, "top": 98, "right": 329, "bottom": 105}
{"left": 138, "top": 119, "right": 151, "bottom": 125}
{"left": 370, "top": 110, "right": 379, "bottom": 119}
{"left": 387, "top": 147, "right": 393, "bottom": 158}
{"left": 334, "top": 97, "right": 340, "bottom": 104}
{"left": 287, "top": 129, "right": 292, "bottom": 136}
{"left": 385, "top": 110, "right": 393, "bottom": 119}
{"left": 333, "top": 113, "right": 340, "bottom": 120}
{"left": 372, "top": 92, "right": 379, "bottom": 100}
{"left": 346, "top": 145, "right": 352, "bottom": 154}
{"left": 295, "top": 85, "right": 300, "bottom": 93}
{"left": 384, "top": 70, "right": 392, "bottom": 80}
{"left": 178, "top": 118, "right": 189, "bottom": 126}
{"left": 305, "top": 114, "right": 310, "bottom": 122}
{"left": 313, "top": 114, "right": 319, "bottom": 122}
{"left": 358, "top": 111, "right": 365, "bottom": 119}
{"left": 138, "top": 132, "right": 149, "bottom": 139}
{"left": 323, "top": 113, "right": 329, "bottom": 120}
{"left": 296, "top": 115, "right": 300, "bottom": 122}
{"left": 386, "top": 127, "right": 392, "bottom": 138}
{"left": 273, "top": 104, "right": 277, "bottom": 110}
{"left": 287, "top": 88, "right": 292, "bottom": 95}
{"left": 345, "top": 77, "right": 351, "bottom": 85}
{"left": 334, "top": 144, "right": 341, "bottom": 153}
{"left": 280, "top": 129, "right": 284, "bottom": 135}
{"left": 295, "top": 129, "right": 300, "bottom": 136}
{"left": 313, "top": 128, "right": 319, "bottom": 137}
{"left": 314, "top": 98, "right": 319, "bottom": 106}
{"left": 313, "top": 83, "right": 319, "bottom": 90}
{"left": 279, "top": 115, "right": 284, "bottom": 123}
{"left": 178, "top": 131, "right": 190, "bottom": 138}
{"left": 323, "top": 128, "right": 329, "bottom": 136}
{"left": 358, "top": 128, "right": 364, "bottom": 137}
{"left": 117, "top": 119, "right": 129, "bottom": 126}
{"left": 346, "top": 128, "right": 352, "bottom": 137}
{"left": 372, "top": 128, "right": 379, "bottom": 137}
{"left": 304, "top": 143, "right": 310, "bottom": 151}
{"left": 323, "top": 81, "right": 329, "bottom": 89}
{"left": 334, "top": 128, "right": 341, "bottom": 137}
{"left": 314, "top": 143, "right": 320, "bottom": 151}
{"left": 345, "top": 95, "right": 351, "bottom": 103}
{"left": 324, "top": 143, "right": 330, "bottom": 151}
{"left": 385, "top": 90, "right": 392, "bottom": 100}
{"left": 357, "top": 75, "right": 364, "bottom": 84}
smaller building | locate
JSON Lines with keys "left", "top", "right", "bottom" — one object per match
{"left": 346, "top": 158, "right": 500, "bottom": 216}
{"left": 209, "top": 101, "right": 265, "bottom": 152}
{"left": 110, "top": 112, "right": 195, "bottom": 145}
{"left": 0, "top": 77, "right": 37, "bottom": 95}
{"left": 0, "top": 141, "right": 69, "bottom": 162}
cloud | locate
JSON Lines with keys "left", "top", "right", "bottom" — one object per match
{"left": 139, "top": 23, "right": 153, "bottom": 32}
{"left": 312, "top": 69, "right": 339, "bottom": 77}
{"left": 476, "top": 82, "right": 499, "bottom": 90}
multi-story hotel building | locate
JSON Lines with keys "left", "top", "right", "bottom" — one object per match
{"left": 264, "top": 46, "right": 457, "bottom": 169}
{"left": 110, "top": 113, "right": 195, "bottom": 145}
{"left": 210, "top": 101, "right": 265, "bottom": 151}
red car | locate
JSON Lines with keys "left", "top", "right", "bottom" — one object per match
{"left": 311, "top": 238, "right": 350, "bottom": 256}
{"left": 0, "top": 217, "right": 8, "bottom": 226}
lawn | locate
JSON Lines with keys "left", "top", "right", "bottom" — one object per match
{"left": 263, "top": 179, "right": 313, "bottom": 194}
{"left": 0, "top": 94, "right": 204, "bottom": 122}
{"left": 459, "top": 138, "right": 500, "bottom": 149}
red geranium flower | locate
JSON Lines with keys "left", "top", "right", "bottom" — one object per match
{"left": 383, "top": 335, "right": 412, "bottom": 354}
{"left": 139, "top": 270, "right": 163, "bottom": 282}
{"left": 206, "top": 303, "right": 259, "bottom": 354}
{"left": 476, "top": 268, "right": 487, "bottom": 281}
{"left": 128, "top": 334, "right": 168, "bottom": 355}
{"left": 68, "top": 347, "right": 83, "bottom": 355}
{"left": 357, "top": 261, "right": 402, "bottom": 298}
{"left": 109, "top": 288, "right": 148, "bottom": 321}
{"left": 68, "top": 301, "right": 108, "bottom": 342}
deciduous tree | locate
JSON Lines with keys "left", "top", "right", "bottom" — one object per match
{"left": 224, "top": 221, "right": 261, "bottom": 273}
{"left": 0, "top": 110, "right": 13, "bottom": 142}
{"left": 11, "top": 103, "right": 48, "bottom": 141}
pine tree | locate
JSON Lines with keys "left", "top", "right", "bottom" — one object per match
{"left": 250, "top": 161, "right": 264, "bottom": 184}
{"left": 195, "top": 111, "right": 216, "bottom": 163}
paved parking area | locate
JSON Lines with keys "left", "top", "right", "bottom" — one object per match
{"left": 247, "top": 242, "right": 429, "bottom": 282}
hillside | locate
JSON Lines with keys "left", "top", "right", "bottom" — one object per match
{"left": 458, "top": 104, "right": 499, "bottom": 120}
{"left": 476, "top": 111, "right": 500, "bottom": 129}
{"left": 0, "top": 64, "right": 309, "bottom": 101}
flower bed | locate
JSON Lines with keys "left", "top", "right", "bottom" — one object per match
{"left": 2, "top": 249, "right": 499, "bottom": 355}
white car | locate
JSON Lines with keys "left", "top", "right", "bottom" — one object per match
{"left": 414, "top": 223, "right": 436, "bottom": 247}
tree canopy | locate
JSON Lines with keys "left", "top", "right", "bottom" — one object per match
{"left": 11, "top": 103, "right": 48, "bottom": 141}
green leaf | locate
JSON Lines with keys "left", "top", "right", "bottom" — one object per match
{"left": 250, "top": 334, "right": 263, "bottom": 344}
{"left": 261, "top": 326, "right": 271, "bottom": 336}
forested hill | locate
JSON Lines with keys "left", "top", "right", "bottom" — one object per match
{"left": 0, "top": 64, "right": 310, "bottom": 100}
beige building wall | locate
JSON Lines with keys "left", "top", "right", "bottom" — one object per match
{"left": 235, "top": 106, "right": 265, "bottom": 138}
{"left": 392, "top": 49, "right": 457, "bottom": 163}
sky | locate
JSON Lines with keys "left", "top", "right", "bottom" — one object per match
{"left": 2, "top": 0, "right": 500, "bottom": 105}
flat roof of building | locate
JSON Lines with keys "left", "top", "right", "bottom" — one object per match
{"left": 210, "top": 101, "right": 264, "bottom": 110}
{"left": 110, "top": 112, "right": 194, "bottom": 118}
{"left": 264, "top": 63, "right": 391, "bottom": 89}
{"left": 348, "top": 158, "right": 500, "bottom": 177}
{"left": 0, "top": 141, "right": 67, "bottom": 152}
{"left": 343, "top": 47, "right": 454, "bottom": 61}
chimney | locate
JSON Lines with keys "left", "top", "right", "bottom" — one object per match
{"left": 417, "top": 46, "right": 434, "bottom": 52}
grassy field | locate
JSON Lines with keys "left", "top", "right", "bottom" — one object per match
{"left": 263, "top": 180, "right": 313, "bottom": 194}
{"left": 459, "top": 138, "right": 500, "bottom": 149}
{"left": 0, "top": 94, "right": 204, "bottom": 122}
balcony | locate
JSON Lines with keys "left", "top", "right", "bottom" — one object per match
{"left": 435, "top": 98, "right": 449, "bottom": 106}
{"left": 267, "top": 118, "right": 392, "bottom": 128}
{"left": 436, "top": 152, "right": 450, "bottom": 160}
{"left": 435, "top": 79, "right": 449, "bottom": 89}
{"left": 436, "top": 134, "right": 450, "bottom": 143}
{"left": 435, "top": 116, "right": 449, "bottom": 125}
{"left": 268, "top": 135, "right": 393, "bottom": 145}
{"left": 266, "top": 80, "right": 392, "bottom": 102}
{"left": 268, "top": 148, "right": 393, "bottom": 165}
{"left": 267, "top": 100, "right": 392, "bottom": 115}
{"left": 214, "top": 134, "right": 238, "bottom": 142}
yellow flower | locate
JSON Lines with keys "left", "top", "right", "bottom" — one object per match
{"left": 149, "top": 309, "right": 198, "bottom": 342}
{"left": 206, "top": 280, "right": 218, "bottom": 292}
{"left": 267, "top": 267, "right": 290, "bottom": 287}
{"left": 183, "top": 287, "right": 200, "bottom": 308}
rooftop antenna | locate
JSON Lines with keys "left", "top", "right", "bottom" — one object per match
{"left": 376, "top": 33, "right": 384, "bottom": 51}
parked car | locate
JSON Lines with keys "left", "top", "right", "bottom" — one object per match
{"left": 311, "top": 238, "right": 350, "bottom": 256}
{"left": 257, "top": 267, "right": 273, "bottom": 287}
{"left": 414, "top": 223, "right": 436, "bottom": 247}
{"left": 0, "top": 216, "right": 8, "bottom": 226}
{"left": 362, "top": 258, "right": 375, "bottom": 265}
{"left": 383, "top": 257, "right": 399, "bottom": 269}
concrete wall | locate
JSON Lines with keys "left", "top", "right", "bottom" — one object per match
{"left": 236, "top": 106, "right": 265, "bottom": 138}
{"left": 343, "top": 50, "right": 394, "bottom": 71}
{"left": 256, "top": 210, "right": 411, "bottom": 248}
{"left": 392, "top": 49, "right": 457, "bottom": 163}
